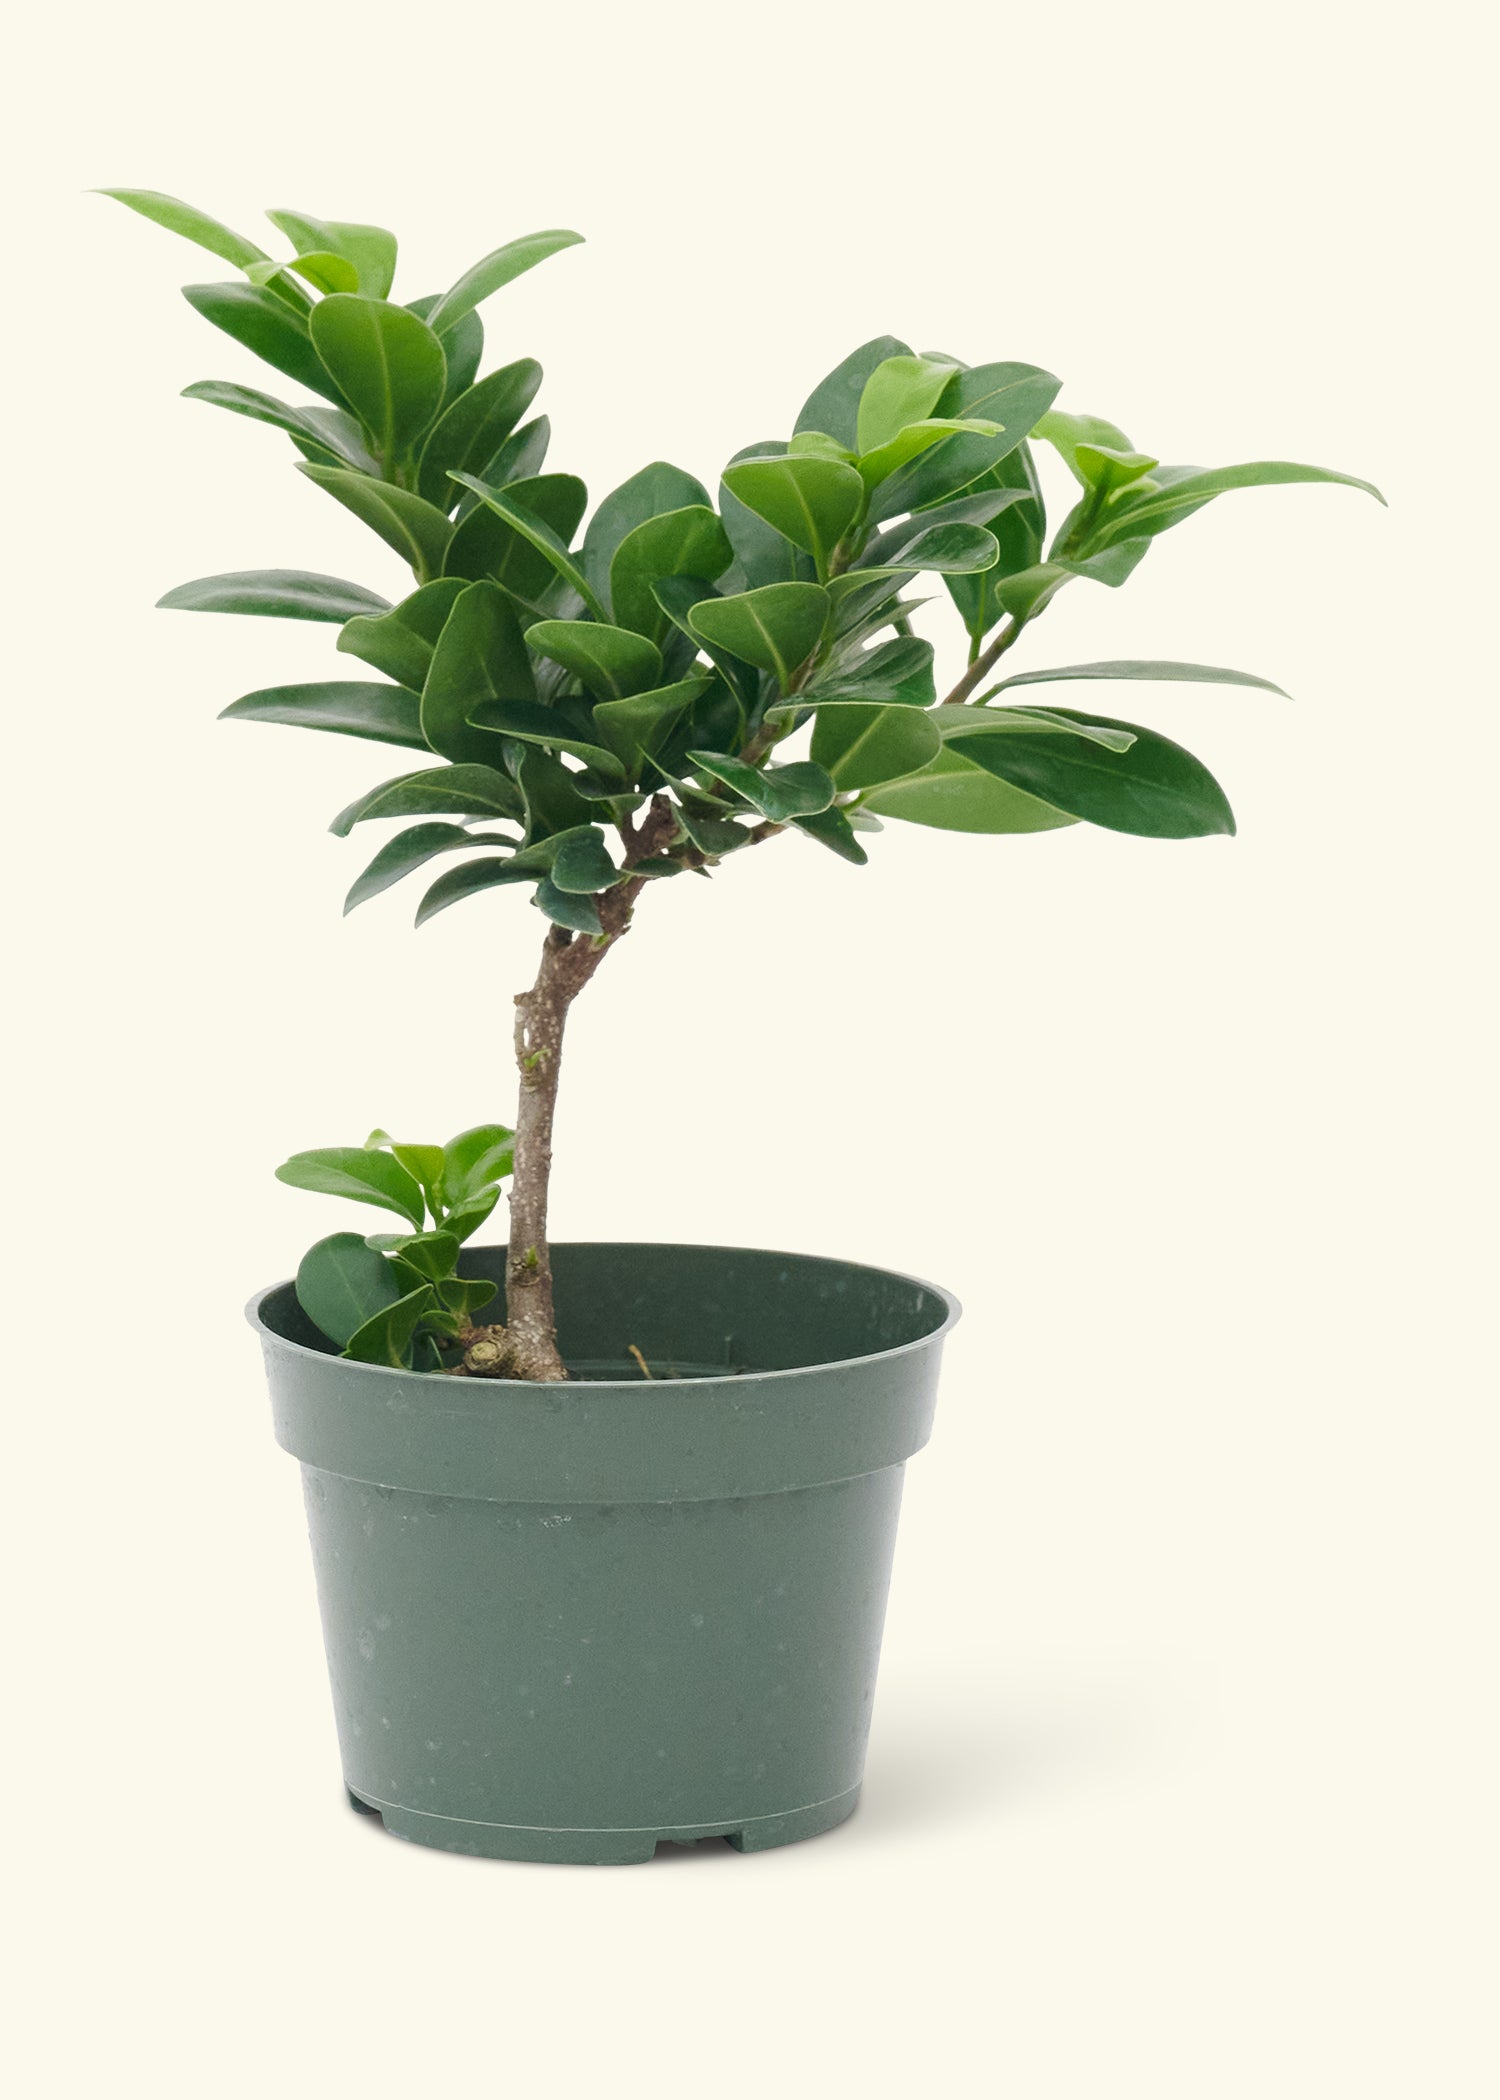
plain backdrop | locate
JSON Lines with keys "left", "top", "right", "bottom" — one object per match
{"left": 6, "top": 2, "right": 1495, "bottom": 2094}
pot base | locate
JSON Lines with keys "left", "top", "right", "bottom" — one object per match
{"left": 344, "top": 1782, "right": 861, "bottom": 1864}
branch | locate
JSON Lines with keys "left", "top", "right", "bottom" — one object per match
{"left": 941, "top": 614, "right": 1027, "bottom": 707}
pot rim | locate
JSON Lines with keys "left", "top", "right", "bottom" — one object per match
{"left": 248, "top": 1237, "right": 961, "bottom": 1393}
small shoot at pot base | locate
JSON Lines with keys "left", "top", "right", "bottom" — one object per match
{"left": 108, "top": 189, "right": 1384, "bottom": 1382}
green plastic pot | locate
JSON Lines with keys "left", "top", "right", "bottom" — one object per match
{"left": 253, "top": 1241, "right": 959, "bottom": 1864}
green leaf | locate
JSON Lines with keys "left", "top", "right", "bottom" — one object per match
{"left": 220, "top": 680, "right": 424, "bottom": 747}
{"left": 791, "top": 803, "right": 869, "bottom": 865}
{"left": 581, "top": 462, "right": 714, "bottom": 607}
{"left": 856, "top": 417, "right": 1001, "bottom": 497}
{"left": 404, "top": 294, "right": 482, "bottom": 408}
{"left": 180, "top": 380, "right": 378, "bottom": 471}
{"left": 99, "top": 187, "right": 271, "bottom": 271}
{"left": 687, "top": 753, "right": 836, "bottom": 821}
{"left": 854, "top": 354, "right": 961, "bottom": 454}
{"left": 856, "top": 521, "right": 1001, "bottom": 578}
{"left": 524, "top": 620, "right": 663, "bottom": 700}
{"left": 535, "top": 875, "right": 603, "bottom": 934}
{"left": 159, "top": 569, "right": 389, "bottom": 622}
{"left": 591, "top": 676, "right": 707, "bottom": 767}
{"left": 609, "top": 506, "right": 734, "bottom": 642}
{"left": 297, "top": 462, "right": 454, "bottom": 582}
{"left": 467, "top": 415, "right": 550, "bottom": 499}
{"left": 277, "top": 1146, "right": 426, "bottom": 1227}
{"left": 687, "top": 583, "right": 830, "bottom": 683}
{"left": 651, "top": 577, "right": 758, "bottom": 705}
{"left": 342, "top": 1286, "right": 434, "bottom": 1368}
{"left": 424, "top": 228, "right": 584, "bottom": 339}
{"left": 795, "top": 336, "right": 912, "bottom": 449}
{"left": 294, "top": 1231, "right": 402, "bottom": 1349}
{"left": 371, "top": 1227, "right": 459, "bottom": 1281}
{"left": 989, "top": 659, "right": 1290, "bottom": 700}
{"left": 266, "top": 209, "right": 397, "bottom": 298}
{"left": 308, "top": 296, "right": 447, "bottom": 466}
{"left": 802, "top": 636, "right": 936, "bottom": 707}
{"left": 719, "top": 442, "right": 811, "bottom": 590}
{"left": 417, "top": 358, "right": 543, "bottom": 510}
{"left": 337, "top": 578, "right": 468, "bottom": 690}
{"left": 331, "top": 763, "right": 523, "bottom": 835}
{"left": 945, "top": 442, "right": 1047, "bottom": 639}
{"left": 181, "top": 281, "right": 344, "bottom": 404}
{"left": 446, "top": 472, "right": 598, "bottom": 612}
{"left": 720, "top": 456, "right": 864, "bottom": 577}
{"left": 946, "top": 707, "right": 1236, "bottom": 838}
{"left": 1034, "top": 410, "right": 1141, "bottom": 486}
{"left": 550, "top": 829, "right": 621, "bottom": 893}
{"left": 344, "top": 822, "right": 514, "bottom": 913}
{"left": 932, "top": 704, "right": 1136, "bottom": 753}
{"left": 873, "top": 364, "right": 1062, "bottom": 516}
{"left": 415, "top": 855, "right": 538, "bottom": 925}
{"left": 420, "top": 581, "right": 534, "bottom": 762}
{"left": 1089, "top": 459, "right": 1387, "bottom": 548}
{"left": 473, "top": 701, "right": 626, "bottom": 783}
{"left": 441, "top": 1124, "right": 515, "bottom": 1208}
{"left": 863, "top": 746, "right": 1078, "bottom": 833}
{"left": 809, "top": 701, "right": 941, "bottom": 792}
{"left": 248, "top": 251, "right": 359, "bottom": 297}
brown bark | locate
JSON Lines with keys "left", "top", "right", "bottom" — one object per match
{"left": 503, "top": 796, "right": 680, "bottom": 1381}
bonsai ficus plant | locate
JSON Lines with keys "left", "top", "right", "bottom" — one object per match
{"left": 106, "top": 189, "right": 1383, "bottom": 1385}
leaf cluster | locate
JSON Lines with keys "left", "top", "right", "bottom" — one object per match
{"left": 110, "top": 190, "right": 1386, "bottom": 926}
{"left": 277, "top": 1123, "right": 512, "bottom": 1367}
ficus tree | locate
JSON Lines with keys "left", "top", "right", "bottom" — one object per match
{"left": 106, "top": 188, "right": 1384, "bottom": 1382}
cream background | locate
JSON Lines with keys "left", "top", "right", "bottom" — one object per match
{"left": 6, "top": 1, "right": 1494, "bottom": 2093}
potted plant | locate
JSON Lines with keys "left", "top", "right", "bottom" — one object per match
{"left": 106, "top": 187, "right": 1382, "bottom": 1863}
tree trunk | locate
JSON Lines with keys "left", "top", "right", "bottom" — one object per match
{"left": 502, "top": 798, "right": 679, "bottom": 1381}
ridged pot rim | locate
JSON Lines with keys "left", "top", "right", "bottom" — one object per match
{"left": 249, "top": 1239, "right": 962, "bottom": 1393}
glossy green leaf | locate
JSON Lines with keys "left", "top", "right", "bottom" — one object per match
{"left": 872, "top": 364, "right": 1061, "bottom": 516}
{"left": 650, "top": 577, "right": 758, "bottom": 704}
{"left": 99, "top": 187, "right": 271, "bottom": 271}
{"left": 863, "top": 747, "right": 1077, "bottom": 833}
{"left": 180, "top": 380, "right": 378, "bottom": 471}
{"left": 294, "top": 1232, "right": 402, "bottom": 1348}
{"left": 809, "top": 701, "right": 941, "bottom": 791}
{"left": 989, "top": 659, "right": 1290, "bottom": 700}
{"left": 791, "top": 804, "right": 868, "bottom": 865}
{"left": 220, "top": 680, "right": 424, "bottom": 747}
{"left": 855, "top": 354, "right": 961, "bottom": 454}
{"left": 719, "top": 442, "right": 810, "bottom": 591}
{"left": 446, "top": 472, "right": 598, "bottom": 612}
{"left": 404, "top": 294, "right": 482, "bottom": 408}
{"left": 442, "top": 1124, "right": 515, "bottom": 1207}
{"left": 856, "top": 521, "right": 1001, "bottom": 579}
{"left": 512, "top": 746, "right": 597, "bottom": 839}
{"left": 373, "top": 1227, "right": 459, "bottom": 1281}
{"left": 266, "top": 209, "right": 397, "bottom": 298}
{"left": 420, "top": 581, "right": 534, "bottom": 762}
{"left": 610, "top": 506, "right": 734, "bottom": 643}
{"left": 181, "top": 281, "right": 344, "bottom": 403}
{"left": 468, "top": 415, "right": 550, "bottom": 498}
{"left": 687, "top": 583, "right": 830, "bottom": 684}
{"left": 343, "top": 821, "right": 514, "bottom": 913}
{"left": 524, "top": 620, "right": 663, "bottom": 700}
{"left": 932, "top": 704, "right": 1136, "bottom": 753}
{"left": 248, "top": 250, "right": 359, "bottom": 296}
{"left": 416, "top": 357, "right": 542, "bottom": 509}
{"left": 342, "top": 1286, "right": 434, "bottom": 1368}
{"left": 550, "top": 829, "right": 621, "bottom": 894}
{"left": 308, "top": 296, "right": 447, "bottom": 466}
{"left": 945, "top": 442, "right": 1047, "bottom": 638}
{"left": 535, "top": 875, "right": 603, "bottom": 934}
{"left": 581, "top": 462, "right": 714, "bottom": 607}
{"left": 1034, "top": 410, "right": 1140, "bottom": 486}
{"left": 472, "top": 700, "right": 626, "bottom": 782}
{"left": 795, "top": 336, "right": 912, "bottom": 448}
{"left": 591, "top": 676, "right": 707, "bottom": 766}
{"left": 1089, "top": 459, "right": 1387, "bottom": 549}
{"left": 856, "top": 417, "right": 1001, "bottom": 496}
{"left": 802, "top": 636, "right": 936, "bottom": 707}
{"left": 337, "top": 579, "right": 468, "bottom": 690}
{"left": 720, "top": 456, "right": 864, "bottom": 576}
{"left": 297, "top": 462, "right": 454, "bottom": 582}
{"left": 946, "top": 707, "right": 1235, "bottom": 838}
{"left": 277, "top": 1146, "right": 426, "bottom": 1227}
{"left": 424, "top": 228, "right": 584, "bottom": 339}
{"left": 687, "top": 753, "right": 836, "bottom": 821}
{"left": 159, "top": 569, "right": 388, "bottom": 622}
{"left": 331, "top": 763, "right": 523, "bottom": 835}
{"left": 415, "top": 854, "right": 539, "bottom": 924}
